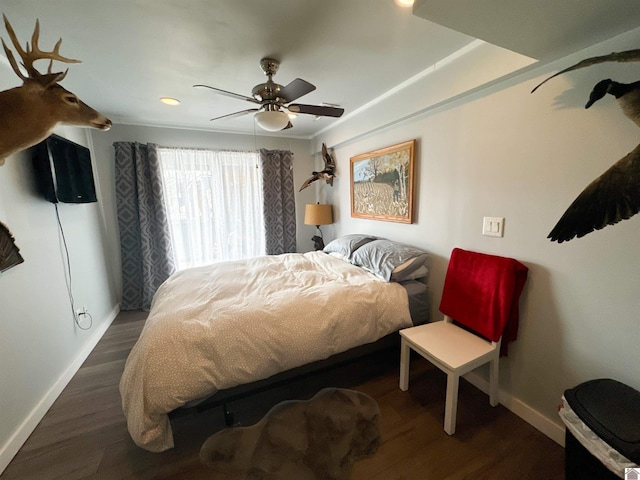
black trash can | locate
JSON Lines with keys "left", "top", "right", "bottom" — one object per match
{"left": 561, "top": 379, "right": 640, "bottom": 479}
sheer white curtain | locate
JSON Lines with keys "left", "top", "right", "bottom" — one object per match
{"left": 157, "top": 147, "right": 265, "bottom": 270}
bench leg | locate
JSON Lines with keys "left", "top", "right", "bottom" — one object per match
{"left": 444, "top": 373, "right": 459, "bottom": 435}
{"left": 399, "top": 339, "right": 411, "bottom": 391}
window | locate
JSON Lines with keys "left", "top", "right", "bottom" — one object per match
{"left": 157, "top": 147, "right": 265, "bottom": 270}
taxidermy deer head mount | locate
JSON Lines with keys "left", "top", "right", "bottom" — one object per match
{"left": 0, "top": 15, "right": 112, "bottom": 166}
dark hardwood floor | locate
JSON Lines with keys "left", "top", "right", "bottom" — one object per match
{"left": 2, "top": 311, "right": 565, "bottom": 479}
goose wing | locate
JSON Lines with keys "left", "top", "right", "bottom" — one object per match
{"left": 299, "top": 174, "right": 318, "bottom": 192}
{"left": 532, "top": 49, "right": 640, "bottom": 93}
{"left": 548, "top": 143, "right": 640, "bottom": 242}
{"left": 321, "top": 143, "right": 335, "bottom": 170}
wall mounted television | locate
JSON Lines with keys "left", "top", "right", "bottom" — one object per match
{"left": 32, "top": 134, "right": 98, "bottom": 204}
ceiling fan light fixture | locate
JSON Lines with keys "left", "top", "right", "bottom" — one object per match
{"left": 255, "top": 110, "right": 290, "bottom": 131}
{"left": 394, "top": 0, "right": 414, "bottom": 7}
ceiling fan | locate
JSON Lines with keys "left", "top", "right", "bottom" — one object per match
{"left": 194, "top": 58, "right": 344, "bottom": 132}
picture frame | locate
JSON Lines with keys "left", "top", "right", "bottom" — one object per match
{"left": 350, "top": 139, "right": 416, "bottom": 223}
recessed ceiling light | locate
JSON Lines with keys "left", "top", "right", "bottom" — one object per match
{"left": 394, "top": 0, "right": 414, "bottom": 7}
{"left": 160, "top": 97, "right": 181, "bottom": 106}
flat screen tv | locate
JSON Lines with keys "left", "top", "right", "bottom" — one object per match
{"left": 32, "top": 134, "right": 98, "bottom": 204}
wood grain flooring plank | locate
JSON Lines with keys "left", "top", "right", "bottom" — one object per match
{"left": 2, "top": 310, "right": 565, "bottom": 479}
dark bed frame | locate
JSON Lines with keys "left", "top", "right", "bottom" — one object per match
{"left": 168, "top": 332, "right": 402, "bottom": 426}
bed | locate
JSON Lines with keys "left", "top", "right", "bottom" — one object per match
{"left": 120, "top": 235, "right": 430, "bottom": 452}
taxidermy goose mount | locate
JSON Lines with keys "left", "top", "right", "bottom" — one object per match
{"left": 299, "top": 143, "right": 336, "bottom": 192}
{"left": 532, "top": 49, "right": 640, "bottom": 243}
{"left": 195, "top": 58, "right": 344, "bottom": 132}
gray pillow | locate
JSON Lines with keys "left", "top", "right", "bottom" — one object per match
{"left": 323, "top": 234, "right": 377, "bottom": 259}
{"left": 351, "top": 239, "right": 428, "bottom": 282}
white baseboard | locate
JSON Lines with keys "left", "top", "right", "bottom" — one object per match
{"left": 0, "top": 309, "right": 563, "bottom": 475}
{"left": 0, "top": 304, "right": 120, "bottom": 475}
{"left": 463, "top": 371, "right": 566, "bottom": 446}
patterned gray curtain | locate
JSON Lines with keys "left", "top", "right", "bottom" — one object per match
{"left": 260, "top": 149, "right": 297, "bottom": 255}
{"left": 114, "top": 142, "right": 175, "bottom": 310}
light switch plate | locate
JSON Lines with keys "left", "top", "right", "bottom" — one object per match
{"left": 482, "top": 216, "right": 504, "bottom": 237}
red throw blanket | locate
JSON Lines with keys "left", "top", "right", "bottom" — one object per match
{"left": 439, "top": 248, "right": 529, "bottom": 356}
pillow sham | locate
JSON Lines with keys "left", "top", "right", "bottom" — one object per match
{"left": 323, "top": 234, "right": 377, "bottom": 259}
{"left": 392, "top": 263, "right": 429, "bottom": 282}
{"left": 351, "top": 239, "right": 428, "bottom": 282}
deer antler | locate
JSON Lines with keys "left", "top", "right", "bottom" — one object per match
{"left": 1, "top": 14, "right": 81, "bottom": 87}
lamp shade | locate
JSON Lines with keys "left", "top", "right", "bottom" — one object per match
{"left": 254, "top": 110, "right": 290, "bottom": 131}
{"left": 304, "top": 204, "right": 333, "bottom": 226}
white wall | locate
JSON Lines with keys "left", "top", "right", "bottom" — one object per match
{"left": 312, "top": 28, "right": 640, "bottom": 443}
{"left": 0, "top": 124, "right": 119, "bottom": 472}
{"left": 89, "top": 124, "right": 316, "bottom": 303}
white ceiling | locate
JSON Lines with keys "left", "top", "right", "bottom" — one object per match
{"left": 413, "top": 0, "right": 640, "bottom": 61}
{"left": 1, "top": 1, "right": 639, "bottom": 139}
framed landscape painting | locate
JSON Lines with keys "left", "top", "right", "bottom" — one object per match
{"left": 350, "top": 139, "right": 416, "bottom": 223}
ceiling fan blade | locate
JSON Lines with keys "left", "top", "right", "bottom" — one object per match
{"left": 279, "top": 78, "right": 316, "bottom": 102}
{"left": 194, "top": 84, "right": 261, "bottom": 104}
{"left": 288, "top": 103, "right": 344, "bottom": 118}
{"left": 210, "top": 108, "right": 259, "bottom": 122}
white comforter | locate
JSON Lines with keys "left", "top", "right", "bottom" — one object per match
{"left": 120, "top": 251, "right": 412, "bottom": 452}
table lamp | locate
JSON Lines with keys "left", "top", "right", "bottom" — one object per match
{"left": 304, "top": 203, "right": 333, "bottom": 250}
